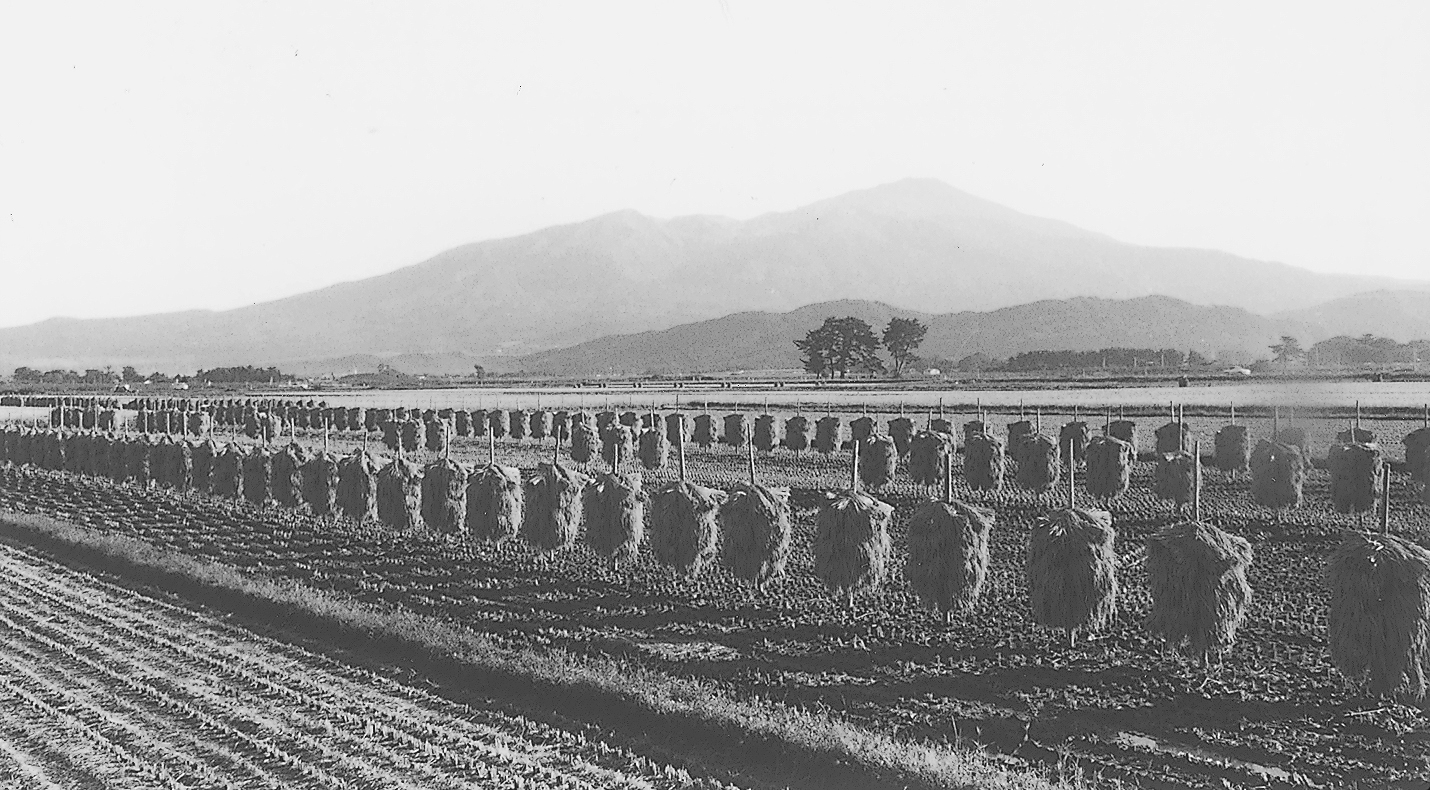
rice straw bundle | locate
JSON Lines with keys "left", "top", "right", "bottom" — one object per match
{"left": 1278, "top": 426, "right": 1308, "bottom": 451}
{"left": 380, "top": 420, "right": 401, "bottom": 452}
{"left": 1007, "top": 420, "right": 1034, "bottom": 466}
{"left": 1251, "top": 440, "right": 1306, "bottom": 509}
{"left": 692, "top": 414, "right": 717, "bottom": 448}
{"left": 1027, "top": 508, "right": 1118, "bottom": 639}
{"left": 596, "top": 411, "right": 618, "bottom": 434}
{"left": 962, "top": 420, "right": 986, "bottom": 444}
{"left": 850, "top": 416, "right": 875, "bottom": 443}
{"left": 161, "top": 438, "right": 193, "bottom": 491}
{"left": 908, "top": 499, "right": 995, "bottom": 620}
{"left": 127, "top": 437, "right": 153, "bottom": 486}
{"left": 66, "top": 433, "right": 89, "bottom": 475}
{"left": 650, "top": 480, "right": 724, "bottom": 578}
{"left": 640, "top": 412, "right": 660, "bottom": 432}
{"left": 360, "top": 408, "right": 376, "bottom": 433}
{"left": 552, "top": 411, "right": 571, "bottom": 442}
{"left": 657, "top": 413, "right": 682, "bottom": 446}
{"left": 293, "top": 407, "right": 311, "bottom": 430}
{"left": 1153, "top": 451, "right": 1195, "bottom": 506}
{"left": 272, "top": 443, "right": 306, "bottom": 507}
{"left": 638, "top": 427, "right": 669, "bottom": 471}
{"left": 487, "top": 410, "right": 507, "bottom": 439}
{"left": 470, "top": 410, "right": 488, "bottom": 437}
{"left": 1145, "top": 520, "right": 1254, "bottom": 660}
{"left": 930, "top": 418, "right": 954, "bottom": 436}
{"left": 1084, "top": 436, "right": 1133, "bottom": 500}
{"left": 1214, "top": 425, "right": 1251, "bottom": 474}
{"left": 753, "top": 414, "right": 777, "bottom": 452}
{"left": 570, "top": 419, "right": 599, "bottom": 464}
{"left": 1328, "top": 442, "right": 1383, "bottom": 515}
{"left": 453, "top": 409, "right": 471, "bottom": 437}
{"left": 393, "top": 406, "right": 409, "bottom": 423}
{"left": 425, "top": 419, "right": 452, "bottom": 454}
{"left": 723, "top": 413, "right": 749, "bottom": 448}
{"left": 1107, "top": 419, "right": 1137, "bottom": 450}
{"left": 241, "top": 449, "right": 273, "bottom": 505}
{"left": 601, "top": 424, "right": 636, "bottom": 470}
{"left": 1403, "top": 427, "right": 1430, "bottom": 494}
{"left": 615, "top": 411, "right": 636, "bottom": 431}
{"left": 720, "top": 482, "right": 791, "bottom": 589}
{"left": 1337, "top": 427, "right": 1377, "bottom": 445}
{"left": 784, "top": 415, "right": 812, "bottom": 452}
{"left": 508, "top": 409, "right": 529, "bottom": 441}
{"left": 336, "top": 449, "right": 380, "bottom": 523}
{"left": 41, "top": 432, "right": 65, "bottom": 471}
{"left": 529, "top": 410, "right": 551, "bottom": 440}
{"left": 1015, "top": 433, "right": 1061, "bottom": 493}
{"left": 421, "top": 458, "right": 468, "bottom": 534}
{"left": 584, "top": 471, "right": 646, "bottom": 568}
{"left": 857, "top": 435, "right": 898, "bottom": 489}
{"left": 191, "top": 440, "right": 218, "bottom": 491}
{"left": 187, "top": 412, "right": 212, "bottom": 437}
{"left": 814, "top": 416, "right": 843, "bottom": 455}
{"left": 302, "top": 451, "right": 339, "bottom": 517}
{"left": 963, "top": 432, "right": 1006, "bottom": 492}
{"left": 1059, "top": 421, "right": 1089, "bottom": 466}
{"left": 1154, "top": 421, "right": 1188, "bottom": 455}
{"left": 376, "top": 458, "right": 423, "bottom": 530}
{"left": 1325, "top": 532, "right": 1430, "bottom": 699}
{"left": 400, "top": 419, "right": 422, "bottom": 453}
{"left": 242, "top": 411, "right": 260, "bottom": 440}
{"left": 523, "top": 462, "right": 589, "bottom": 553}
{"left": 420, "top": 408, "right": 436, "bottom": 425}
{"left": 815, "top": 490, "right": 894, "bottom": 604}
{"left": 907, "top": 430, "right": 953, "bottom": 488}
{"left": 466, "top": 464, "right": 524, "bottom": 543}
{"left": 888, "top": 416, "right": 914, "bottom": 457}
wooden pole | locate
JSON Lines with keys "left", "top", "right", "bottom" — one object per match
{"left": 1193, "top": 440, "right": 1202, "bottom": 522}
{"left": 677, "top": 426, "right": 687, "bottom": 483}
{"left": 1230, "top": 401, "right": 1235, "bottom": 425}
{"left": 851, "top": 436, "right": 860, "bottom": 492}
{"left": 747, "top": 435, "right": 756, "bottom": 486}
{"left": 1381, "top": 462, "right": 1391, "bottom": 535}
{"left": 1068, "top": 435, "right": 1076, "bottom": 510}
{"left": 944, "top": 444, "right": 953, "bottom": 504}
{"left": 488, "top": 425, "right": 495, "bottom": 465}
{"left": 1273, "top": 406, "right": 1279, "bottom": 442}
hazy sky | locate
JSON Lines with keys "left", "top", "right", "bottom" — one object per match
{"left": 2, "top": 2, "right": 1427, "bottom": 329}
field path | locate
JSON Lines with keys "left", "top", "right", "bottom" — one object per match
{"left": 0, "top": 540, "right": 731, "bottom": 790}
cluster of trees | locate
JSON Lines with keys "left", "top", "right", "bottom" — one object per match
{"left": 794, "top": 317, "right": 928, "bottom": 378}
{"left": 11, "top": 366, "right": 179, "bottom": 385}
{"left": 1305, "top": 335, "right": 1429, "bottom": 368}
{"left": 1001, "top": 348, "right": 1211, "bottom": 372}
{"left": 194, "top": 365, "right": 294, "bottom": 383}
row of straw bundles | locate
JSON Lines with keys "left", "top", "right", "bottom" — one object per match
{"left": 1153, "top": 451, "right": 1195, "bottom": 506}
{"left": 1028, "top": 507, "right": 1118, "bottom": 638}
{"left": 377, "top": 459, "right": 422, "bottom": 530}
{"left": 1328, "top": 442, "right": 1383, "bottom": 515}
{"left": 651, "top": 481, "right": 724, "bottom": 577}
{"left": 1154, "top": 421, "right": 1189, "bottom": 454}
{"left": 271, "top": 443, "right": 306, "bottom": 507}
{"left": 720, "top": 483, "right": 791, "bottom": 589}
{"left": 1251, "top": 440, "right": 1306, "bottom": 509}
{"left": 1214, "top": 425, "right": 1251, "bottom": 473}
{"left": 336, "top": 450, "right": 378, "bottom": 523}
{"left": 1407, "top": 427, "right": 1430, "bottom": 505}
{"left": 1326, "top": 532, "right": 1430, "bottom": 699}
{"left": 1084, "top": 436, "right": 1133, "bottom": 499}
{"left": 907, "top": 500, "right": 994, "bottom": 620}
{"left": 637, "top": 427, "right": 669, "bottom": 471}
{"left": 814, "top": 417, "right": 843, "bottom": 455}
{"left": 1015, "top": 433, "right": 1061, "bottom": 493}
{"left": 963, "top": 431, "right": 1006, "bottom": 492}
{"left": 1060, "top": 421, "right": 1089, "bottom": 466}
{"left": 154, "top": 439, "right": 193, "bottom": 491}
{"left": 525, "top": 462, "right": 589, "bottom": 552}
{"left": 585, "top": 471, "right": 645, "bottom": 568}
{"left": 908, "top": 430, "right": 953, "bottom": 488}
{"left": 857, "top": 435, "right": 899, "bottom": 489}
{"left": 467, "top": 464, "right": 524, "bottom": 543}
{"left": 753, "top": 415, "right": 777, "bottom": 452}
{"left": 421, "top": 458, "right": 467, "bottom": 533}
{"left": 815, "top": 490, "right": 894, "bottom": 604}
{"left": 1146, "top": 520, "right": 1253, "bottom": 660}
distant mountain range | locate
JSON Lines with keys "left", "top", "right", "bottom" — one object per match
{"left": 2, "top": 178, "right": 1427, "bottom": 375}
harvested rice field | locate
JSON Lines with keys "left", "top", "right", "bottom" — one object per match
{"left": 0, "top": 538, "right": 741, "bottom": 790}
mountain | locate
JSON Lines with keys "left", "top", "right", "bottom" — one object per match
{"left": 1, "top": 178, "right": 1424, "bottom": 374}
{"left": 515, "top": 295, "right": 1313, "bottom": 376}
{"left": 1275, "top": 290, "right": 1430, "bottom": 343}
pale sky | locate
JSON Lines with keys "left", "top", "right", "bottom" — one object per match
{"left": 2, "top": 2, "right": 1427, "bottom": 329}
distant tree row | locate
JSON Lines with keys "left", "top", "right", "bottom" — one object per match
{"left": 194, "top": 365, "right": 293, "bottom": 383}
{"left": 794, "top": 317, "right": 928, "bottom": 378}
{"left": 1001, "top": 348, "right": 1211, "bottom": 372}
{"left": 1271, "top": 334, "right": 1430, "bottom": 368}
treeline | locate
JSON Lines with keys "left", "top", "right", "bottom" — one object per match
{"left": 1307, "top": 336, "right": 1430, "bottom": 367}
{"left": 194, "top": 366, "right": 293, "bottom": 383}
{"left": 1000, "top": 348, "right": 1211, "bottom": 372}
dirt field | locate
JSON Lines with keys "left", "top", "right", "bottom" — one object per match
{"left": 0, "top": 538, "right": 739, "bottom": 790}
